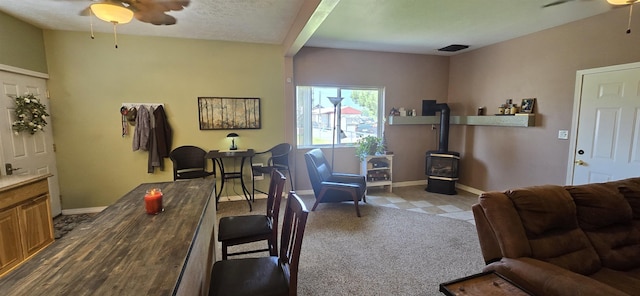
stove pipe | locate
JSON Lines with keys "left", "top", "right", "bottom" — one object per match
{"left": 433, "top": 103, "right": 450, "bottom": 152}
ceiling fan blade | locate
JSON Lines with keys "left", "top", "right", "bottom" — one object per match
{"left": 542, "top": 0, "right": 573, "bottom": 7}
{"left": 79, "top": 6, "right": 91, "bottom": 16}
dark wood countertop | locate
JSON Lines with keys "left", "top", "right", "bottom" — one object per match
{"left": 0, "top": 178, "right": 216, "bottom": 296}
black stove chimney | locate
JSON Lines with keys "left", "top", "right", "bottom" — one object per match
{"left": 434, "top": 103, "right": 450, "bottom": 152}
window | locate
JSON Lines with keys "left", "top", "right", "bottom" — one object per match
{"left": 296, "top": 86, "right": 384, "bottom": 147}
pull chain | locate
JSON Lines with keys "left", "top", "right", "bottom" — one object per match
{"left": 627, "top": 4, "right": 634, "bottom": 34}
{"left": 89, "top": 9, "right": 95, "bottom": 39}
{"left": 112, "top": 21, "right": 119, "bottom": 48}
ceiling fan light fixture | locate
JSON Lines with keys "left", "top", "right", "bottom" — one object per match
{"left": 607, "top": 0, "right": 638, "bottom": 5}
{"left": 90, "top": 2, "right": 134, "bottom": 24}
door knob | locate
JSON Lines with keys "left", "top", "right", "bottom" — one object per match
{"left": 574, "top": 160, "right": 585, "bottom": 166}
{"left": 5, "top": 163, "right": 21, "bottom": 175}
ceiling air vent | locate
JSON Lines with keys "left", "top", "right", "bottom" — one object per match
{"left": 438, "top": 44, "right": 469, "bottom": 52}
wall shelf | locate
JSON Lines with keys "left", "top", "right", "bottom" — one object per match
{"left": 388, "top": 114, "right": 535, "bottom": 127}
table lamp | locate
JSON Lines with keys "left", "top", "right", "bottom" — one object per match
{"left": 227, "top": 133, "right": 239, "bottom": 150}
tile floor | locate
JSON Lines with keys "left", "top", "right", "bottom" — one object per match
{"left": 365, "top": 185, "right": 479, "bottom": 225}
{"left": 220, "top": 183, "right": 480, "bottom": 224}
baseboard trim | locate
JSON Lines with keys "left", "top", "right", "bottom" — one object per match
{"left": 61, "top": 206, "right": 106, "bottom": 215}
{"left": 455, "top": 183, "right": 484, "bottom": 195}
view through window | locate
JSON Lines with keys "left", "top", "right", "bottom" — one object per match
{"left": 296, "top": 86, "right": 384, "bottom": 147}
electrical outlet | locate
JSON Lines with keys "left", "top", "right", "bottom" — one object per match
{"left": 558, "top": 130, "right": 569, "bottom": 140}
{"left": 252, "top": 163, "right": 264, "bottom": 180}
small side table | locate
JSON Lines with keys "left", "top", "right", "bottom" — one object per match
{"left": 206, "top": 149, "right": 255, "bottom": 211}
{"left": 439, "top": 271, "right": 531, "bottom": 296}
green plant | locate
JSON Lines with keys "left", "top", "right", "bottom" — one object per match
{"left": 355, "top": 135, "right": 384, "bottom": 160}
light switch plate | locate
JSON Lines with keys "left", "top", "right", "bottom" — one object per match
{"left": 558, "top": 130, "right": 569, "bottom": 140}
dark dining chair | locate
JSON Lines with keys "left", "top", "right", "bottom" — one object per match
{"left": 252, "top": 143, "right": 294, "bottom": 196}
{"left": 304, "top": 148, "right": 367, "bottom": 217}
{"left": 209, "top": 191, "right": 309, "bottom": 296}
{"left": 218, "top": 169, "right": 286, "bottom": 260}
{"left": 169, "top": 145, "right": 213, "bottom": 181}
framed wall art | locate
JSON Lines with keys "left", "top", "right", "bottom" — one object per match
{"left": 198, "top": 97, "right": 261, "bottom": 130}
{"left": 521, "top": 98, "right": 536, "bottom": 113}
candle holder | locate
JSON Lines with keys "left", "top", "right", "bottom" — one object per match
{"left": 144, "top": 188, "right": 164, "bottom": 215}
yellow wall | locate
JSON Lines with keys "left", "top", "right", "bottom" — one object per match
{"left": 43, "top": 30, "right": 285, "bottom": 208}
{"left": 0, "top": 11, "right": 47, "bottom": 73}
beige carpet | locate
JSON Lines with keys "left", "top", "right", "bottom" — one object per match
{"left": 215, "top": 194, "right": 485, "bottom": 296}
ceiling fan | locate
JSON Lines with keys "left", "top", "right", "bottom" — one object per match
{"left": 543, "top": 0, "right": 639, "bottom": 33}
{"left": 82, "top": 0, "right": 190, "bottom": 26}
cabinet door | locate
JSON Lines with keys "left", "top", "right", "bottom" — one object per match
{"left": 0, "top": 207, "right": 23, "bottom": 275}
{"left": 19, "top": 195, "right": 54, "bottom": 257}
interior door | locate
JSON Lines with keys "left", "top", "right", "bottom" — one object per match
{"left": 0, "top": 70, "right": 61, "bottom": 216}
{"left": 570, "top": 65, "right": 640, "bottom": 185}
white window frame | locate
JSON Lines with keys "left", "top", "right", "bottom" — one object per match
{"left": 296, "top": 85, "right": 385, "bottom": 148}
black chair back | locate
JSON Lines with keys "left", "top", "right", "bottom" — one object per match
{"left": 169, "top": 145, "right": 211, "bottom": 180}
{"left": 280, "top": 192, "right": 309, "bottom": 293}
{"left": 268, "top": 143, "right": 292, "bottom": 170}
{"left": 304, "top": 148, "right": 332, "bottom": 195}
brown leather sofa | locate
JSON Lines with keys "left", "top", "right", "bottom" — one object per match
{"left": 472, "top": 177, "right": 640, "bottom": 296}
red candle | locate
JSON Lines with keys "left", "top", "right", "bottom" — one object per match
{"left": 144, "top": 188, "right": 163, "bottom": 215}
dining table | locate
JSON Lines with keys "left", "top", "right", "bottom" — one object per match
{"left": 0, "top": 177, "right": 217, "bottom": 296}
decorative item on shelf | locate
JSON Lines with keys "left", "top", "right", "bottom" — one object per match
{"left": 328, "top": 96, "right": 344, "bottom": 169}
{"left": 389, "top": 107, "right": 400, "bottom": 116}
{"left": 521, "top": 98, "right": 536, "bottom": 113}
{"left": 477, "top": 106, "right": 486, "bottom": 116}
{"left": 11, "top": 93, "right": 49, "bottom": 135}
{"left": 144, "top": 188, "right": 163, "bottom": 215}
{"left": 510, "top": 104, "right": 519, "bottom": 114}
{"left": 227, "top": 132, "right": 239, "bottom": 150}
{"left": 355, "top": 135, "right": 384, "bottom": 161}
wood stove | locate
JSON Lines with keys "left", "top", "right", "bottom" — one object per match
{"left": 426, "top": 151, "right": 459, "bottom": 195}
{"left": 424, "top": 102, "right": 459, "bottom": 195}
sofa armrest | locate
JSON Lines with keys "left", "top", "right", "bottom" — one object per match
{"left": 472, "top": 204, "right": 502, "bottom": 264}
{"left": 486, "top": 257, "right": 628, "bottom": 296}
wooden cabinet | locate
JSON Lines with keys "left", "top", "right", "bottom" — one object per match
{"left": 0, "top": 176, "right": 53, "bottom": 278}
{"left": 360, "top": 155, "right": 393, "bottom": 192}
{"left": 0, "top": 208, "right": 22, "bottom": 274}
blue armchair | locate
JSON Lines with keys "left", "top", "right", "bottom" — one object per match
{"left": 304, "top": 148, "right": 367, "bottom": 217}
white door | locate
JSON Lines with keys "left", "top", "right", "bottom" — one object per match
{"left": 569, "top": 63, "right": 640, "bottom": 185}
{"left": 0, "top": 70, "right": 61, "bottom": 216}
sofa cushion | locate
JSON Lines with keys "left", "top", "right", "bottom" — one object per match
{"left": 589, "top": 267, "right": 640, "bottom": 295}
{"left": 583, "top": 219, "right": 640, "bottom": 271}
{"left": 566, "top": 183, "right": 632, "bottom": 231}
{"left": 617, "top": 181, "right": 640, "bottom": 219}
{"left": 506, "top": 186, "right": 601, "bottom": 275}
{"left": 567, "top": 181, "right": 640, "bottom": 271}
{"left": 507, "top": 186, "right": 578, "bottom": 236}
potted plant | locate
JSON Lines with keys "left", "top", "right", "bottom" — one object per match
{"left": 355, "top": 135, "right": 384, "bottom": 161}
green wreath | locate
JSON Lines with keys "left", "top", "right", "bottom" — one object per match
{"left": 12, "top": 94, "right": 49, "bottom": 135}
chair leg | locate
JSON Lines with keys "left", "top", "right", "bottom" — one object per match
{"left": 286, "top": 169, "right": 294, "bottom": 191}
{"left": 350, "top": 189, "right": 361, "bottom": 217}
{"left": 221, "top": 242, "right": 228, "bottom": 260}
{"left": 312, "top": 187, "right": 330, "bottom": 212}
{"left": 268, "top": 238, "right": 277, "bottom": 256}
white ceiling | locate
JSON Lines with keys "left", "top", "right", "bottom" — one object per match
{"left": 0, "top": 0, "right": 618, "bottom": 56}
